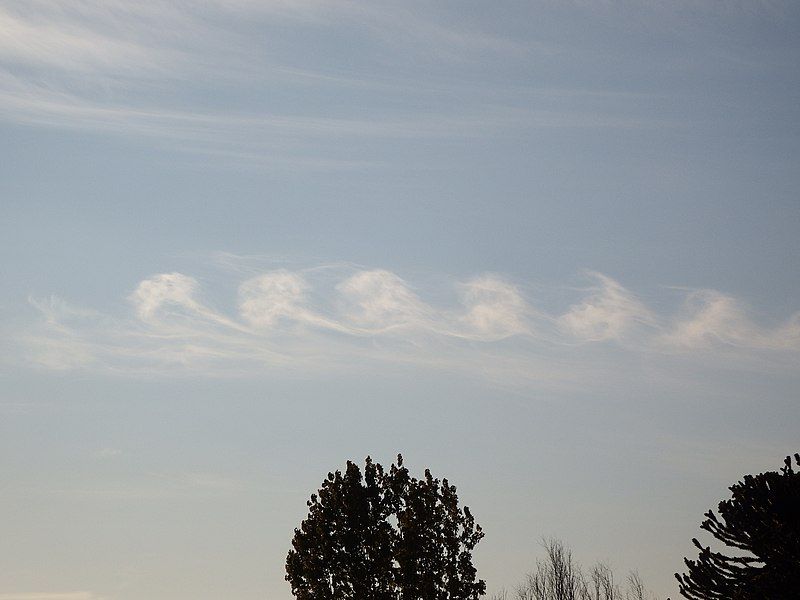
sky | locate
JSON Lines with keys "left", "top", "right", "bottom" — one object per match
{"left": 1, "top": 1, "right": 799, "bottom": 598}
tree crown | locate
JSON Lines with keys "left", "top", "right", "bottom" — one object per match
{"left": 286, "top": 455, "right": 486, "bottom": 600}
{"left": 676, "top": 454, "right": 800, "bottom": 600}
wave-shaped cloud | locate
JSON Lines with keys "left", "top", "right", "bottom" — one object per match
{"left": 557, "top": 272, "right": 654, "bottom": 342}
{"left": 14, "top": 264, "right": 800, "bottom": 380}
{"left": 658, "top": 290, "right": 800, "bottom": 351}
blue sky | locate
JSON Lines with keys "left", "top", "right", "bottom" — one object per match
{"left": 1, "top": 2, "right": 799, "bottom": 599}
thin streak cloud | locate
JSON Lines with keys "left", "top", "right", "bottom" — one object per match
{"left": 0, "top": 1, "right": 673, "bottom": 170}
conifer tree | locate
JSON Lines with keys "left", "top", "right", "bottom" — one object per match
{"left": 676, "top": 454, "right": 800, "bottom": 600}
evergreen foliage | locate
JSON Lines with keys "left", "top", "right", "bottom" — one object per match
{"left": 286, "top": 455, "right": 486, "bottom": 599}
{"left": 675, "top": 454, "right": 800, "bottom": 599}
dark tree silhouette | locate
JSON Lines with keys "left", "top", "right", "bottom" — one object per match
{"left": 675, "top": 454, "right": 800, "bottom": 600}
{"left": 512, "top": 538, "right": 658, "bottom": 600}
{"left": 286, "top": 455, "right": 486, "bottom": 600}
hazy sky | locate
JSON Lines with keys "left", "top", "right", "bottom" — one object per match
{"left": 2, "top": 2, "right": 799, "bottom": 599}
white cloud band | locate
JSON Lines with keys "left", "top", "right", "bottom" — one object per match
{"left": 14, "top": 265, "right": 800, "bottom": 380}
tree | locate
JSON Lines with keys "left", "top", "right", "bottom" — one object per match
{"left": 675, "top": 454, "right": 800, "bottom": 600}
{"left": 513, "top": 538, "right": 658, "bottom": 600}
{"left": 516, "top": 539, "right": 584, "bottom": 600}
{"left": 512, "top": 539, "right": 653, "bottom": 600}
{"left": 285, "top": 455, "right": 486, "bottom": 599}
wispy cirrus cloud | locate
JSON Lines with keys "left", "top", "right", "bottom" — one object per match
{"left": 0, "top": 0, "right": 523, "bottom": 75}
{"left": 0, "top": 1, "right": 668, "bottom": 169}
{"left": 11, "top": 262, "right": 800, "bottom": 383}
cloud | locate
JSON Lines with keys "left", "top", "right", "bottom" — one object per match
{"left": 131, "top": 272, "right": 245, "bottom": 332}
{"left": 95, "top": 447, "right": 123, "bottom": 459}
{"left": 238, "top": 270, "right": 312, "bottom": 328}
{"left": 557, "top": 272, "right": 654, "bottom": 342}
{"left": 0, "top": 1, "right": 667, "bottom": 170}
{"left": 336, "top": 270, "right": 429, "bottom": 331}
{"left": 23, "top": 336, "right": 96, "bottom": 371}
{"left": 20, "top": 297, "right": 101, "bottom": 369}
{"left": 456, "top": 275, "right": 531, "bottom": 340}
{"left": 10, "top": 264, "right": 800, "bottom": 382}
{"left": 0, "top": 1, "right": 180, "bottom": 74}
{"left": 659, "top": 290, "right": 800, "bottom": 351}
{"left": 131, "top": 273, "right": 202, "bottom": 322}
{"left": 0, "top": 0, "right": 521, "bottom": 72}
